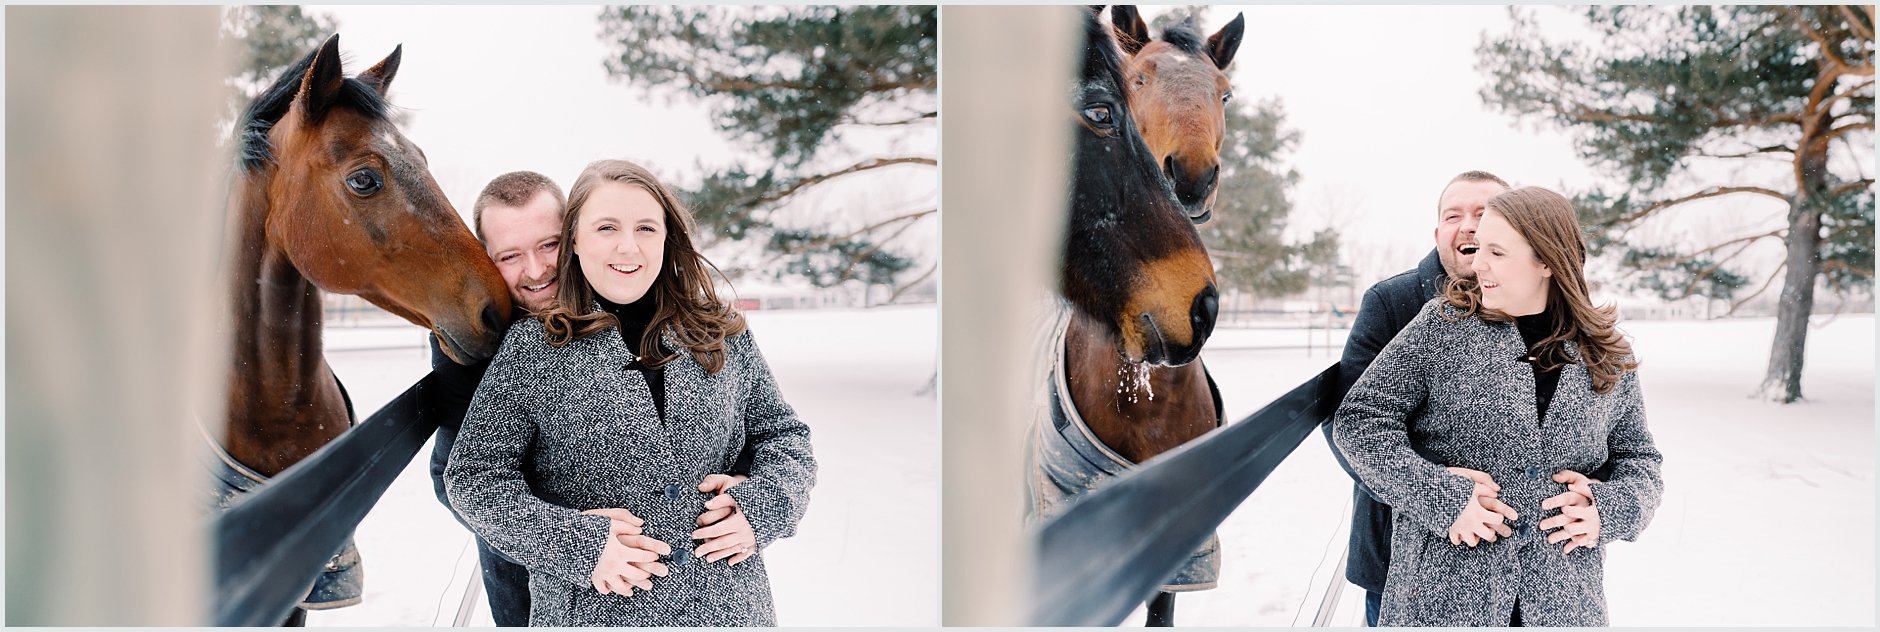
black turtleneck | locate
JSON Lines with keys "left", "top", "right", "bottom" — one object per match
{"left": 1514, "top": 312, "right": 1561, "bottom": 423}
{"left": 598, "top": 294, "right": 667, "bottom": 421}
{"left": 596, "top": 293, "right": 755, "bottom": 475}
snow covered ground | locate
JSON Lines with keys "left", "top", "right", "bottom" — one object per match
{"left": 1145, "top": 314, "right": 1874, "bottom": 627}
{"left": 283, "top": 307, "right": 1870, "bottom": 626}
{"left": 306, "top": 304, "right": 938, "bottom": 627}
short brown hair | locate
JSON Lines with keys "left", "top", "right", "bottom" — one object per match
{"left": 471, "top": 171, "right": 565, "bottom": 242}
{"left": 1436, "top": 170, "right": 1511, "bottom": 214}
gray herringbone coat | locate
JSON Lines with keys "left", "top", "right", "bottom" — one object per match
{"left": 445, "top": 316, "right": 815, "bottom": 627}
{"left": 1333, "top": 299, "right": 1662, "bottom": 627}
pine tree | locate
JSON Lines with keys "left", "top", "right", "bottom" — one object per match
{"left": 597, "top": 6, "right": 936, "bottom": 300}
{"left": 1478, "top": 6, "right": 1874, "bottom": 402}
{"left": 220, "top": 6, "right": 338, "bottom": 118}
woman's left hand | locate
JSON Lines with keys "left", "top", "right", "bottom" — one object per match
{"left": 695, "top": 474, "right": 749, "bottom": 527}
{"left": 691, "top": 493, "right": 757, "bottom": 566}
{"left": 1540, "top": 470, "right": 1601, "bottom": 554}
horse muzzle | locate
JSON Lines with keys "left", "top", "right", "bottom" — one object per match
{"left": 1138, "top": 284, "right": 1218, "bottom": 366}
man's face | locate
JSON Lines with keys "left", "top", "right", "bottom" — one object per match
{"left": 1433, "top": 180, "right": 1506, "bottom": 279}
{"left": 480, "top": 190, "right": 564, "bottom": 313}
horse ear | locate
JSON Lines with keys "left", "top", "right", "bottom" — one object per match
{"left": 1110, "top": 6, "right": 1149, "bottom": 56}
{"left": 358, "top": 44, "right": 402, "bottom": 96}
{"left": 1206, "top": 13, "right": 1245, "bottom": 70}
{"left": 297, "top": 33, "right": 345, "bottom": 122}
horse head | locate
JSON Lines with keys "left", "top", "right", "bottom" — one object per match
{"left": 1065, "top": 9, "right": 1219, "bottom": 367}
{"left": 1110, "top": 6, "right": 1244, "bottom": 224}
{"left": 246, "top": 34, "right": 508, "bottom": 364}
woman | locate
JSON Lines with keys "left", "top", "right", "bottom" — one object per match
{"left": 446, "top": 159, "right": 816, "bottom": 626}
{"left": 1333, "top": 186, "right": 1662, "bottom": 626}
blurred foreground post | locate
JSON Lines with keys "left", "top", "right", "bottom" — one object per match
{"left": 6, "top": 6, "right": 227, "bottom": 625}
{"left": 939, "top": 6, "right": 1075, "bottom": 625}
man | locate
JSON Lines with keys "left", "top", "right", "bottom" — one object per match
{"left": 423, "top": 170, "right": 570, "bottom": 626}
{"left": 1324, "top": 170, "right": 1509, "bottom": 626}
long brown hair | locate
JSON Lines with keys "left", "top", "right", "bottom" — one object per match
{"left": 1441, "top": 186, "right": 1638, "bottom": 394}
{"left": 537, "top": 159, "right": 746, "bottom": 373}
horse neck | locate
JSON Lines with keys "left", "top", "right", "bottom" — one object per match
{"left": 221, "top": 170, "right": 347, "bottom": 477}
{"left": 1062, "top": 311, "right": 1217, "bottom": 464}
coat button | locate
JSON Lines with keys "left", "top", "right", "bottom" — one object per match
{"left": 670, "top": 548, "right": 692, "bottom": 566}
{"left": 1525, "top": 466, "right": 1541, "bottom": 481}
{"left": 664, "top": 483, "right": 682, "bottom": 500}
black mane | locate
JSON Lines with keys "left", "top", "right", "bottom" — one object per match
{"left": 1160, "top": 19, "right": 1205, "bottom": 56}
{"left": 238, "top": 41, "right": 390, "bottom": 172}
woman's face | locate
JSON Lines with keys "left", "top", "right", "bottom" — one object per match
{"left": 574, "top": 181, "right": 667, "bottom": 305}
{"left": 1470, "top": 208, "right": 1551, "bottom": 316}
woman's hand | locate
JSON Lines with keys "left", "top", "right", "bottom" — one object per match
{"left": 1445, "top": 467, "right": 1517, "bottom": 547}
{"left": 691, "top": 493, "right": 757, "bottom": 566}
{"left": 695, "top": 474, "right": 750, "bottom": 527}
{"left": 1541, "top": 470, "right": 1602, "bottom": 554}
{"left": 583, "top": 507, "right": 671, "bottom": 594}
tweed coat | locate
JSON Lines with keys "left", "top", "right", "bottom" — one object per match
{"left": 445, "top": 315, "right": 816, "bottom": 627}
{"left": 1323, "top": 248, "right": 1448, "bottom": 593}
{"left": 1333, "top": 298, "right": 1662, "bottom": 627}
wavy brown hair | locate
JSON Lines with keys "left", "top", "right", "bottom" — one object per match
{"left": 1441, "top": 186, "right": 1638, "bottom": 394}
{"left": 536, "top": 159, "right": 746, "bottom": 373}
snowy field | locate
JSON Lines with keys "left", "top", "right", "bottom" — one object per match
{"left": 306, "top": 304, "right": 938, "bottom": 627}
{"left": 1134, "top": 314, "right": 1875, "bottom": 627}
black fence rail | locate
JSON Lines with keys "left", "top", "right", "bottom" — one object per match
{"left": 1029, "top": 363, "right": 1341, "bottom": 627}
{"left": 213, "top": 374, "right": 441, "bottom": 627}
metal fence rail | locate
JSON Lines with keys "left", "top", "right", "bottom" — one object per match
{"left": 1029, "top": 363, "right": 1340, "bottom": 627}
{"left": 213, "top": 375, "right": 439, "bottom": 627}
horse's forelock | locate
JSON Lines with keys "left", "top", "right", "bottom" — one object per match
{"left": 1082, "top": 10, "right": 1128, "bottom": 91}
{"left": 1159, "top": 21, "right": 1206, "bottom": 56}
{"left": 239, "top": 41, "right": 392, "bottom": 172}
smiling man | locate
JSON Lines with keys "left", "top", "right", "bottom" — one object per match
{"left": 421, "top": 170, "right": 568, "bottom": 626}
{"left": 1322, "top": 170, "right": 1509, "bottom": 626}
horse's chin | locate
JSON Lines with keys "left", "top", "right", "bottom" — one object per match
{"left": 1183, "top": 202, "right": 1213, "bottom": 226}
{"left": 435, "top": 328, "right": 494, "bottom": 365}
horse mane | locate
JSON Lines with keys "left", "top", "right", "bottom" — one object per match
{"left": 1159, "top": 19, "right": 1205, "bottom": 56}
{"left": 238, "top": 42, "right": 391, "bottom": 172}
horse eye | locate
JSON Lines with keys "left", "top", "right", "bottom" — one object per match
{"left": 1082, "top": 105, "right": 1114, "bottom": 127}
{"left": 345, "top": 169, "right": 383, "bottom": 196}
{"left": 1222, "top": 90, "right": 1234, "bottom": 104}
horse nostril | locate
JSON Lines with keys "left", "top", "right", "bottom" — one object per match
{"left": 1199, "top": 164, "right": 1219, "bottom": 193}
{"left": 1192, "top": 284, "right": 1219, "bottom": 341}
{"left": 1163, "top": 155, "right": 1181, "bottom": 183}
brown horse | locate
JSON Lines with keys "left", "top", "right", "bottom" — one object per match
{"left": 218, "top": 33, "right": 508, "bottom": 618}
{"left": 1110, "top": 5, "right": 1244, "bottom": 224}
{"left": 1035, "top": 8, "right": 1222, "bottom": 626}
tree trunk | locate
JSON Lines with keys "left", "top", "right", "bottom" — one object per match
{"left": 1758, "top": 118, "right": 1834, "bottom": 403}
{"left": 1759, "top": 197, "right": 1821, "bottom": 402}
